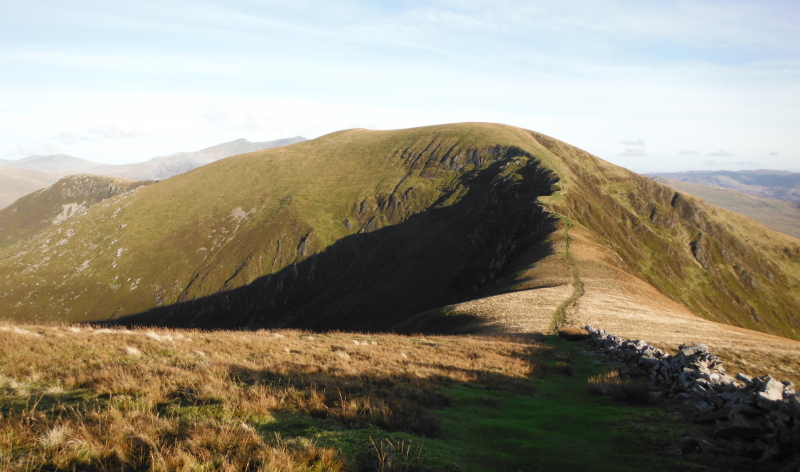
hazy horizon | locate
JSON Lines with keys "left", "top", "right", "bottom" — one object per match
{"left": 2, "top": 1, "right": 798, "bottom": 173}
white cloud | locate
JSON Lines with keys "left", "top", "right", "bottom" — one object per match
{"left": 678, "top": 149, "right": 699, "bottom": 155}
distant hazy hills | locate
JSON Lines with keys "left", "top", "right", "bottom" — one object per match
{"left": 0, "top": 154, "right": 123, "bottom": 176}
{"left": 647, "top": 170, "right": 800, "bottom": 204}
{"left": 0, "top": 168, "right": 59, "bottom": 209}
{"left": 1, "top": 123, "right": 798, "bottom": 345}
{"left": 0, "top": 136, "right": 306, "bottom": 209}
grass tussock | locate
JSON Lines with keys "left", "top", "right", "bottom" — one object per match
{"left": 367, "top": 437, "right": 424, "bottom": 472}
{"left": 587, "top": 370, "right": 651, "bottom": 404}
{"left": 0, "top": 323, "right": 540, "bottom": 471}
{"left": 557, "top": 326, "right": 591, "bottom": 341}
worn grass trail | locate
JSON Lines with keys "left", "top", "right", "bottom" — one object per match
{"left": 428, "top": 337, "right": 718, "bottom": 472}
{"left": 550, "top": 218, "right": 585, "bottom": 332}
{"left": 0, "top": 325, "right": 747, "bottom": 471}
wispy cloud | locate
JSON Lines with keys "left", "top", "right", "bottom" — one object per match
{"left": 88, "top": 125, "right": 142, "bottom": 139}
{"left": 620, "top": 139, "right": 645, "bottom": 146}
{"left": 620, "top": 148, "right": 647, "bottom": 157}
{"left": 707, "top": 150, "right": 734, "bottom": 157}
{"left": 204, "top": 104, "right": 280, "bottom": 134}
{"left": 1, "top": 1, "right": 799, "bottom": 172}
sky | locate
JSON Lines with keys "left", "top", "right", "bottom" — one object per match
{"left": 1, "top": 0, "right": 798, "bottom": 173}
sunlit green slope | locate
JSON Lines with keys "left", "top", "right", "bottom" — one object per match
{"left": 0, "top": 174, "right": 153, "bottom": 250}
{"left": 650, "top": 176, "right": 800, "bottom": 240}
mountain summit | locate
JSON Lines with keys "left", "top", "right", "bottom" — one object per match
{"left": 0, "top": 124, "right": 798, "bottom": 377}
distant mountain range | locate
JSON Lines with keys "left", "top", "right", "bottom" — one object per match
{"left": 0, "top": 136, "right": 306, "bottom": 209}
{"left": 646, "top": 170, "right": 800, "bottom": 204}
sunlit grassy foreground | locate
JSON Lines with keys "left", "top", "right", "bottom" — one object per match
{"left": 1, "top": 324, "right": 733, "bottom": 471}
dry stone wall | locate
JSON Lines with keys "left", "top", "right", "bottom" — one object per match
{"left": 584, "top": 326, "right": 800, "bottom": 468}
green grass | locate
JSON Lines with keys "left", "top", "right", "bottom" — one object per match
{"left": 250, "top": 337, "right": 738, "bottom": 472}
{"left": 425, "top": 338, "right": 697, "bottom": 472}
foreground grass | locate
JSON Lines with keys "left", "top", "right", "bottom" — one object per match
{"left": 0, "top": 324, "right": 740, "bottom": 471}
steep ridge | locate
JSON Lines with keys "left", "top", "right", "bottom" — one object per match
{"left": 650, "top": 176, "right": 800, "bottom": 239}
{"left": 531, "top": 133, "right": 800, "bottom": 339}
{"left": 0, "top": 175, "right": 154, "bottom": 250}
{"left": 0, "top": 124, "right": 798, "bottom": 349}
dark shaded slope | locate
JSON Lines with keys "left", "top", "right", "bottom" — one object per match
{"left": 0, "top": 174, "right": 154, "bottom": 250}
{"left": 114, "top": 149, "right": 558, "bottom": 330}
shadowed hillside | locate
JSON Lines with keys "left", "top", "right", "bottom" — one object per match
{"left": 0, "top": 123, "right": 798, "bottom": 344}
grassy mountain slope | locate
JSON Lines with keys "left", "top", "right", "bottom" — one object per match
{"left": 0, "top": 123, "right": 798, "bottom": 345}
{"left": 0, "top": 124, "right": 558, "bottom": 326}
{"left": 649, "top": 176, "right": 800, "bottom": 239}
{"left": 530, "top": 133, "right": 800, "bottom": 339}
{"left": 0, "top": 167, "right": 59, "bottom": 209}
{"left": 0, "top": 174, "right": 154, "bottom": 250}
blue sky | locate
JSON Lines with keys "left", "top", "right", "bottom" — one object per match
{"left": 1, "top": 0, "right": 798, "bottom": 172}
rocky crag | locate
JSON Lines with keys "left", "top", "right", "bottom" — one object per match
{"left": 585, "top": 326, "right": 800, "bottom": 468}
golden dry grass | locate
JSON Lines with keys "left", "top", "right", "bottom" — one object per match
{"left": 559, "top": 223, "right": 800, "bottom": 385}
{"left": 0, "top": 324, "right": 539, "bottom": 471}
{"left": 420, "top": 219, "right": 800, "bottom": 386}
{"left": 557, "top": 327, "right": 591, "bottom": 341}
{"left": 587, "top": 371, "right": 650, "bottom": 404}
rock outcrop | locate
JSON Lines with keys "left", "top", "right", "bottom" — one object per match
{"left": 585, "top": 326, "right": 800, "bottom": 468}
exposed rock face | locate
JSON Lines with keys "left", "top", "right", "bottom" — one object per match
{"left": 0, "top": 174, "right": 153, "bottom": 250}
{"left": 585, "top": 326, "right": 800, "bottom": 467}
